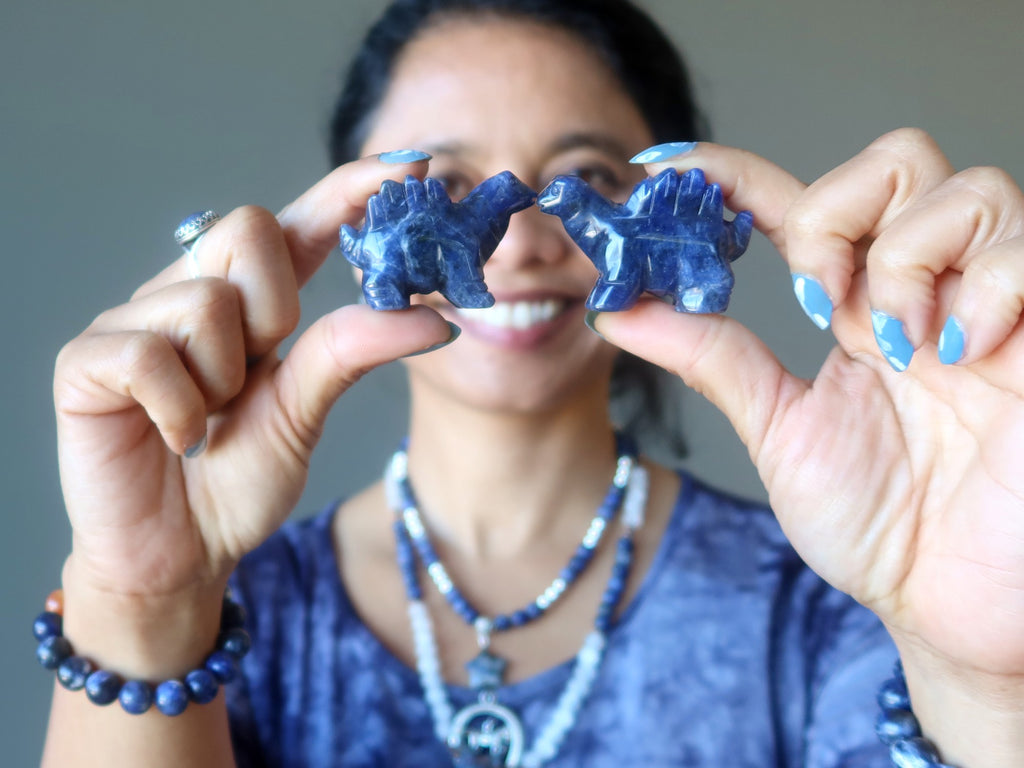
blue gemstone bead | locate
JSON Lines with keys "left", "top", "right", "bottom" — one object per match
{"left": 57, "top": 656, "right": 93, "bottom": 690}
{"left": 84, "top": 670, "right": 121, "bottom": 705}
{"left": 205, "top": 650, "right": 239, "bottom": 683}
{"left": 32, "top": 611, "right": 62, "bottom": 642}
{"left": 524, "top": 604, "right": 542, "bottom": 621}
{"left": 509, "top": 610, "right": 528, "bottom": 628}
{"left": 185, "top": 668, "right": 219, "bottom": 704}
{"left": 890, "top": 736, "right": 942, "bottom": 767}
{"left": 876, "top": 708, "right": 922, "bottom": 745}
{"left": 220, "top": 598, "right": 247, "bottom": 631}
{"left": 492, "top": 616, "right": 511, "bottom": 632}
{"left": 155, "top": 679, "right": 190, "bottom": 716}
{"left": 36, "top": 636, "right": 73, "bottom": 669}
{"left": 119, "top": 680, "right": 154, "bottom": 715}
{"left": 218, "top": 627, "right": 252, "bottom": 659}
{"left": 877, "top": 676, "right": 911, "bottom": 711}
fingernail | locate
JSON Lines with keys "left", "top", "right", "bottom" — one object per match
{"left": 184, "top": 434, "right": 207, "bottom": 459}
{"left": 871, "top": 310, "right": 915, "bottom": 372}
{"left": 791, "top": 274, "right": 833, "bottom": 330}
{"left": 629, "top": 142, "right": 697, "bottom": 164}
{"left": 584, "top": 310, "right": 607, "bottom": 340}
{"left": 937, "top": 315, "right": 966, "bottom": 365}
{"left": 378, "top": 149, "right": 432, "bottom": 164}
{"left": 403, "top": 322, "right": 461, "bottom": 357}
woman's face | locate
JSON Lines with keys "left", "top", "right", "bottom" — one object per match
{"left": 360, "top": 15, "right": 655, "bottom": 416}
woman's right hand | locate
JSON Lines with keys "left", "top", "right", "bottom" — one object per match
{"left": 52, "top": 154, "right": 451, "bottom": 620}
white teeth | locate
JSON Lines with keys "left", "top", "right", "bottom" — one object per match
{"left": 457, "top": 299, "right": 565, "bottom": 329}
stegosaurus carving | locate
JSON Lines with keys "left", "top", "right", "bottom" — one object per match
{"left": 340, "top": 171, "right": 536, "bottom": 310}
{"left": 537, "top": 168, "right": 753, "bottom": 313}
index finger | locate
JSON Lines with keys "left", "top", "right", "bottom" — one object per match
{"left": 276, "top": 152, "right": 431, "bottom": 287}
{"left": 635, "top": 141, "right": 806, "bottom": 251}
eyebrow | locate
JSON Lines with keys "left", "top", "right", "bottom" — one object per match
{"left": 419, "top": 132, "right": 632, "bottom": 161}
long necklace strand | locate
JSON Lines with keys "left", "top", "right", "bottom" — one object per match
{"left": 386, "top": 443, "right": 649, "bottom": 767}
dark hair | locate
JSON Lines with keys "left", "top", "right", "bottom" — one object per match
{"left": 329, "top": 0, "right": 704, "bottom": 461}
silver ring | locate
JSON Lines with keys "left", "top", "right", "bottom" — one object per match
{"left": 174, "top": 210, "right": 221, "bottom": 279}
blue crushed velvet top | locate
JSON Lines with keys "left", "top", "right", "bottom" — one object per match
{"left": 226, "top": 472, "right": 895, "bottom": 767}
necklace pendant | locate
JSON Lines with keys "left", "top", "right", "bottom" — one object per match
{"left": 448, "top": 697, "right": 525, "bottom": 767}
{"left": 466, "top": 649, "right": 507, "bottom": 690}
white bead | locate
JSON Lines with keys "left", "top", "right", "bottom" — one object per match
{"left": 622, "top": 465, "right": 649, "bottom": 529}
{"left": 581, "top": 517, "right": 606, "bottom": 549}
{"left": 403, "top": 508, "right": 426, "bottom": 540}
{"left": 613, "top": 454, "right": 633, "bottom": 488}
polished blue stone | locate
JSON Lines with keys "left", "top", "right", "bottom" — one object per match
{"left": 57, "top": 656, "right": 93, "bottom": 690}
{"left": 205, "top": 649, "right": 239, "bottom": 684}
{"left": 340, "top": 172, "right": 537, "bottom": 310}
{"left": 36, "top": 635, "right": 72, "bottom": 669}
{"left": 875, "top": 708, "right": 921, "bottom": 745}
{"left": 877, "top": 676, "right": 911, "bottom": 711}
{"left": 185, "top": 668, "right": 220, "bottom": 704}
{"left": 537, "top": 168, "right": 753, "bottom": 313}
{"left": 889, "top": 736, "right": 942, "bottom": 767}
{"left": 221, "top": 596, "right": 247, "bottom": 630}
{"left": 155, "top": 679, "right": 190, "bottom": 716}
{"left": 32, "top": 611, "right": 62, "bottom": 642}
{"left": 84, "top": 669, "right": 122, "bottom": 705}
{"left": 218, "top": 627, "right": 252, "bottom": 659}
{"left": 119, "top": 680, "right": 154, "bottom": 715}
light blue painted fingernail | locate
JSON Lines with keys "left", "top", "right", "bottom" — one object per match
{"left": 937, "top": 315, "right": 966, "bottom": 365}
{"left": 584, "top": 310, "right": 607, "bottom": 340}
{"left": 629, "top": 142, "right": 698, "bottom": 164}
{"left": 871, "top": 310, "right": 915, "bottom": 372}
{"left": 791, "top": 274, "right": 833, "bottom": 330}
{"left": 378, "top": 149, "right": 432, "bottom": 164}
{"left": 184, "top": 433, "right": 207, "bottom": 459}
{"left": 403, "top": 322, "right": 461, "bottom": 357}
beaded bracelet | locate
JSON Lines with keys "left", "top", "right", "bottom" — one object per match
{"left": 33, "top": 588, "right": 250, "bottom": 716}
{"left": 876, "top": 660, "right": 957, "bottom": 768}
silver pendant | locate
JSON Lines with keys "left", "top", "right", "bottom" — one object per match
{"left": 447, "top": 696, "right": 525, "bottom": 767}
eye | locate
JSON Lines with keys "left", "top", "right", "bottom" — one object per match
{"left": 429, "top": 170, "right": 475, "bottom": 201}
{"left": 563, "top": 163, "right": 628, "bottom": 199}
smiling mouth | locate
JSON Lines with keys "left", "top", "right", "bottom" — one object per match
{"left": 454, "top": 299, "right": 569, "bottom": 330}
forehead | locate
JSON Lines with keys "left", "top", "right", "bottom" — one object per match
{"left": 362, "top": 15, "right": 651, "bottom": 158}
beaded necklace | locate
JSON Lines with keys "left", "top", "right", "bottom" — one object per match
{"left": 385, "top": 438, "right": 649, "bottom": 767}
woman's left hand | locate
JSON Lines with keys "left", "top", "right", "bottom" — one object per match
{"left": 594, "top": 128, "right": 1024, "bottom": 765}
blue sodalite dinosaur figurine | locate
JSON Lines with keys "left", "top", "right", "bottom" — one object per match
{"left": 340, "top": 171, "right": 536, "bottom": 310}
{"left": 536, "top": 168, "right": 753, "bottom": 313}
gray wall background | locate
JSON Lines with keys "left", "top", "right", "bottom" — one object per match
{"left": 2, "top": 1, "right": 1021, "bottom": 762}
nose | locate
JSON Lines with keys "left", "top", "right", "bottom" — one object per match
{"left": 486, "top": 203, "right": 571, "bottom": 272}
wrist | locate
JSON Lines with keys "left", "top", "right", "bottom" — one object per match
{"left": 894, "top": 643, "right": 1024, "bottom": 768}
{"left": 60, "top": 557, "right": 231, "bottom": 679}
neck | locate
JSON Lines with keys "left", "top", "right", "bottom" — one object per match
{"left": 403, "top": 385, "right": 620, "bottom": 560}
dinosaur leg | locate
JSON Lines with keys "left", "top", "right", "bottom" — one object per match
{"left": 586, "top": 279, "right": 644, "bottom": 312}
{"left": 362, "top": 274, "right": 410, "bottom": 310}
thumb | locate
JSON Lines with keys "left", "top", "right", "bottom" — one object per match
{"left": 271, "top": 304, "right": 453, "bottom": 447}
{"left": 593, "top": 300, "right": 798, "bottom": 452}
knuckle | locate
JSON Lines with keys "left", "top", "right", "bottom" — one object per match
{"left": 186, "top": 278, "right": 242, "bottom": 325}
{"left": 870, "top": 127, "right": 939, "bottom": 155}
{"left": 781, "top": 202, "right": 828, "bottom": 242}
{"left": 222, "top": 205, "right": 284, "bottom": 252}
{"left": 952, "top": 166, "right": 1018, "bottom": 199}
{"left": 120, "top": 331, "right": 174, "bottom": 384}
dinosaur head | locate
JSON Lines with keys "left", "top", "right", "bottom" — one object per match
{"left": 536, "top": 176, "right": 590, "bottom": 218}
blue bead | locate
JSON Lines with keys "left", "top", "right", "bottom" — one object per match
{"left": 220, "top": 598, "right": 247, "bottom": 630}
{"left": 84, "top": 670, "right": 121, "bottom": 705}
{"left": 57, "top": 656, "right": 93, "bottom": 690}
{"left": 218, "top": 627, "right": 252, "bottom": 659}
{"left": 155, "top": 679, "right": 190, "bottom": 716}
{"left": 36, "top": 636, "right": 73, "bottom": 669}
{"left": 185, "top": 668, "right": 219, "bottom": 704}
{"left": 876, "top": 708, "right": 922, "bottom": 745}
{"left": 510, "top": 610, "right": 528, "bottom": 628}
{"left": 32, "top": 611, "right": 62, "bottom": 642}
{"left": 205, "top": 650, "right": 239, "bottom": 683}
{"left": 524, "top": 604, "right": 542, "bottom": 621}
{"left": 537, "top": 169, "right": 752, "bottom": 313}
{"left": 118, "top": 680, "right": 154, "bottom": 715}
{"left": 877, "top": 676, "right": 911, "bottom": 711}
{"left": 890, "top": 737, "right": 942, "bottom": 767}
{"left": 340, "top": 172, "right": 537, "bottom": 310}
{"left": 492, "top": 616, "right": 511, "bottom": 632}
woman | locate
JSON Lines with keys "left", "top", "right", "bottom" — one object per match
{"left": 41, "top": 0, "right": 1024, "bottom": 765}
